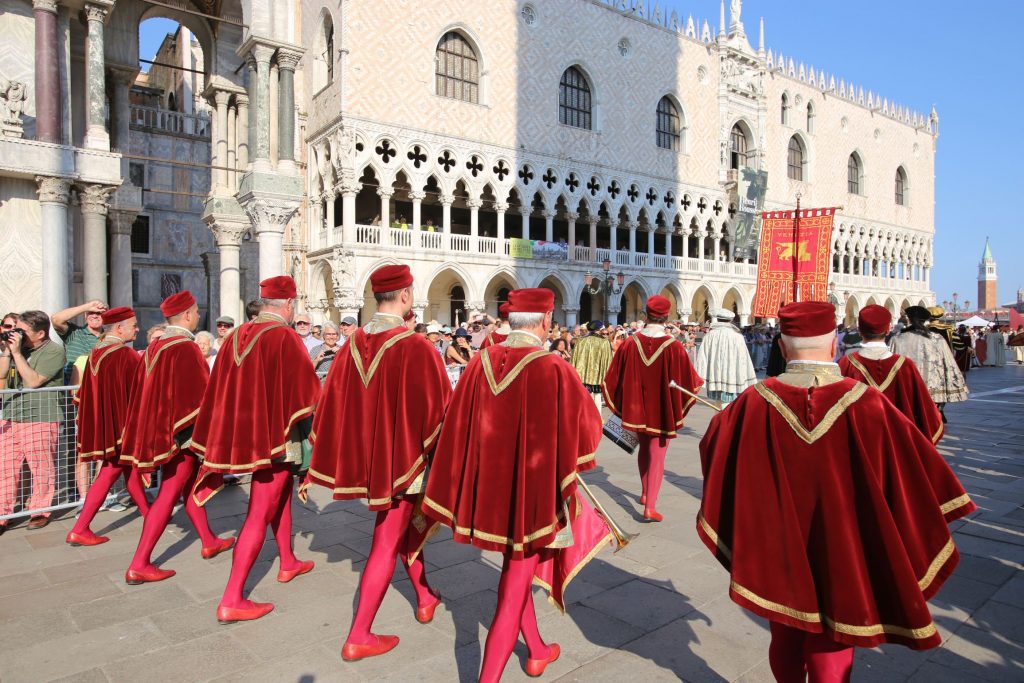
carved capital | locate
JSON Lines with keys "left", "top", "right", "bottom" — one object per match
{"left": 467, "top": 301, "right": 487, "bottom": 313}
{"left": 409, "top": 191, "right": 427, "bottom": 202}
{"left": 466, "top": 198, "right": 483, "bottom": 210}
{"left": 376, "top": 188, "right": 394, "bottom": 199}
{"left": 565, "top": 212, "right": 579, "bottom": 222}
{"left": 275, "top": 48, "right": 302, "bottom": 72}
{"left": 250, "top": 44, "right": 275, "bottom": 66}
{"left": 234, "top": 93, "right": 249, "bottom": 107}
{"left": 562, "top": 305, "right": 581, "bottom": 313}
{"left": 109, "top": 210, "right": 137, "bottom": 236}
{"left": 493, "top": 201, "right": 509, "bottom": 212}
{"left": 243, "top": 199, "right": 300, "bottom": 233}
{"left": 542, "top": 209, "right": 556, "bottom": 220}
{"left": 79, "top": 184, "right": 114, "bottom": 216}
{"left": 413, "top": 299, "right": 430, "bottom": 312}
{"left": 83, "top": 3, "right": 109, "bottom": 23}
{"left": 209, "top": 221, "right": 249, "bottom": 247}
{"left": 36, "top": 176, "right": 71, "bottom": 204}
{"left": 213, "top": 90, "right": 231, "bottom": 106}
{"left": 626, "top": 221, "right": 639, "bottom": 231}
{"left": 32, "top": 0, "right": 58, "bottom": 14}
{"left": 439, "top": 193, "right": 455, "bottom": 206}
{"left": 588, "top": 217, "right": 600, "bottom": 227}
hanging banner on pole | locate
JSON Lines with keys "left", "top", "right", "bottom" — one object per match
{"left": 751, "top": 208, "right": 836, "bottom": 318}
{"left": 732, "top": 169, "right": 768, "bottom": 261}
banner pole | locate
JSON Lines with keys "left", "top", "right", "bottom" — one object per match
{"left": 793, "top": 195, "right": 801, "bottom": 303}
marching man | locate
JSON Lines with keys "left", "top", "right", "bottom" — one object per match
{"left": 571, "top": 319, "right": 614, "bottom": 410}
{"left": 695, "top": 308, "right": 757, "bottom": 407}
{"left": 890, "top": 305, "right": 967, "bottom": 422}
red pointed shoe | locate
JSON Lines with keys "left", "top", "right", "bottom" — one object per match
{"left": 525, "top": 643, "right": 561, "bottom": 677}
{"left": 125, "top": 566, "right": 176, "bottom": 585}
{"left": 643, "top": 510, "right": 664, "bottom": 523}
{"left": 341, "top": 634, "right": 400, "bottom": 662}
{"left": 277, "top": 559, "right": 315, "bottom": 583}
{"left": 66, "top": 531, "right": 109, "bottom": 547}
{"left": 216, "top": 602, "right": 274, "bottom": 624}
{"left": 201, "top": 536, "right": 236, "bottom": 560}
{"left": 416, "top": 591, "right": 443, "bottom": 624}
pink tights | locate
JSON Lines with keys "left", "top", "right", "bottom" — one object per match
{"left": 128, "top": 452, "right": 220, "bottom": 572}
{"left": 479, "top": 551, "right": 551, "bottom": 683}
{"left": 768, "top": 621, "right": 854, "bottom": 683}
{"left": 71, "top": 460, "right": 150, "bottom": 537}
{"left": 346, "top": 498, "right": 436, "bottom": 646}
{"left": 637, "top": 434, "right": 668, "bottom": 513}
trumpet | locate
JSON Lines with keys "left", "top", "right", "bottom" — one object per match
{"left": 575, "top": 472, "right": 637, "bottom": 552}
{"left": 668, "top": 380, "right": 723, "bottom": 413}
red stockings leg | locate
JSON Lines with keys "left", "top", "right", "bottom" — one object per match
{"left": 644, "top": 436, "right": 668, "bottom": 515}
{"left": 479, "top": 552, "right": 542, "bottom": 683}
{"left": 398, "top": 546, "right": 437, "bottom": 610}
{"left": 768, "top": 621, "right": 809, "bottom": 683}
{"left": 128, "top": 455, "right": 188, "bottom": 571}
{"left": 269, "top": 469, "right": 301, "bottom": 571}
{"left": 637, "top": 436, "right": 652, "bottom": 501}
{"left": 122, "top": 464, "right": 151, "bottom": 516}
{"left": 180, "top": 452, "right": 219, "bottom": 549}
{"left": 518, "top": 581, "right": 550, "bottom": 660}
{"left": 803, "top": 630, "right": 854, "bottom": 683}
{"left": 70, "top": 460, "right": 124, "bottom": 538}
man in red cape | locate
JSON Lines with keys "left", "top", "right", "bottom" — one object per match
{"left": 119, "top": 291, "right": 234, "bottom": 584}
{"left": 601, "top": 294, "right": 703, "bottom": 521}
{"left": 424, "top": 288, "right": 611, "bottom": 682}
{"left": 698, "top": 301, "right": 976, "bottom": 682}
{"left": 304, "top": 264, "right": 450, "bottom": 661}
{"left": 190, "top": 276, "right": 321, "bottom": 624}
{"left": 66, "top": 307, "right": 150, "bottom": 546}
{"left": 478, "top": 302, "right": 510, "bottom": 349}
{"left": 839, "top": 304, "right": 944, "bottom": 444}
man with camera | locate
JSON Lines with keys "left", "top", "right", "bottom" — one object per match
{"left": 0, "top": 311, "right": 67, "bottom": 533}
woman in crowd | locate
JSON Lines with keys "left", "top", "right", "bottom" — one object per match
{"left": 195, "top": 331, "right": 216, "bottom": 370}
{"left": 309, "top": 322, "right": 342, "bottom": 375}
{"left": 446, "top": 328, "right": 474, "bottom": 366}
{"left": 549, "top": 337, "right": 571, "bottom": 361}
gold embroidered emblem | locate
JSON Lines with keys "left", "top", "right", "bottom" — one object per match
{"left": 755, "top": 382, "right": 867, "bottom": 444}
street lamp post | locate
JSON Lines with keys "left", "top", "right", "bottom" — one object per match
{"left": 584, "top": 258, "right": 625, "bottom": 322}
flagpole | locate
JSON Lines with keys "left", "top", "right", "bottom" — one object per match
{"left": 793, "top": 193, "right": 801, "bottom": 303}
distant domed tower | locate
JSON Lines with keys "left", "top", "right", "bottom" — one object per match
{"left": 977, "top": 238, "right": 997, "bottom": 311}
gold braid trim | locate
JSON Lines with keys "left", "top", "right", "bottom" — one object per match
{"left": 848, "top": 354, "right": 906, "bottom": 393}
{"left": 754, "top": 382, "right": 867, "bottom": 445}
{"left": 231, "top": 322, "right": 284, "bottom": 366}
{"left": 481, "top": 348, "right": 549, "bottom": 396}
{"left": 698, "top": 512, "right": 732, "bottom": 560}
{"left": 918, "top": 538, "right": 954, "bottom": 591}
{"left": 939, "top": 493, "right": 972, "bottom": 516}
{"left": 632, "top": 334, "right": 676, "bottom": 366}
{"left": 87, "top": 340, "right": 125, "bottom": 376}
{"left": 350, "top": 329, "right": 415, "bottom": 388}
{"left": 144, "top": 337, "right": 191, "bottom": 376}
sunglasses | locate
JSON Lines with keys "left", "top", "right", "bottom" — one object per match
{"left": 295, "top": 321, "right": 311, "bottom": 326}
{"left": 216, "top": 323, "right": 231, "bottom": 328}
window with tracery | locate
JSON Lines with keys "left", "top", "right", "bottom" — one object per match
{"left": 656, "top": 96, "right": 680, "bottom": 150}
{"left": 787, "top": 136, "right": 804, "bottom": 181}
{"left": 559, "top": 66, "right": 592, "bottom": 130}
{"left": 730, "top": 124, "right": 748, "bottom": 170}
{"left": 848, "top": 154, "right": 861, "bottom": 194}
{"left": 435, "top": 32, "right": 479, "bottom": 103}
{"left": 895, "top": 167, "right": 907, "bottom": 205}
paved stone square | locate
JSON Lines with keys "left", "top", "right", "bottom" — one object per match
{"left": 1, "top": 364, "right": 1022, "bottom": 682}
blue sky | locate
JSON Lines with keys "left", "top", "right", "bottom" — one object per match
{"left": 138, "top": 17, "right": 179, "bottom": 72}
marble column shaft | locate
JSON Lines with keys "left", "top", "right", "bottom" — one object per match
{"left": 249, "top": 46, "right": 274, "bottom": 170}
{"left": 377, "top": 189, "right": 392, "bottom": 228}
{"left": 108, "top": 210, "right": 136, "bottom": 307}
{"left": 80, "top": 185, "right": 113, "bottom": 302}
{"left": 213, "top": 90, "right": 230, "bottom": 191}
{"left": 212, "top": 223, "right": 246, "bottom": 323}
{"left": 33, "top": 0, "right": 60, "bottom": 143}
{"left": 83, "top": 3, "right": 109, "bottom": 150}
{"left": 226, "top": 102, "right": 237, "bottom": 190}
{"left": 235, "top": 94, "right": 249, "bottom": 170}
{"left": 410, "top": 191, "right": 424, "bottom": 230}
{"left": 276, "top": 50, "right": 301, "bottom": 163}
{"left": 36, "top": 176, "right": 71, "bottom": 313}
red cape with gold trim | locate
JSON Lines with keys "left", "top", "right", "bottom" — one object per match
{"left": 74, "top": 340, "right": 140, "bottom": 463}
{"left": 601, "top": 333, "right": 703, "bottom": 438}
{"left": 478, "top": 331, "right": 508, "bottom": 349}
{"left": 697, "top": 377, "right": 976, "bottom": 650}
{"left": 304, "top": 326, "right": 451, "bottom": 511}
{"left": 839, "top": 352, "right": 944, "bottom": 444}
{"left": 190, "top": 318, "right": 320, "bottom": 504}
{"left": 120, "top": 333, "right": 209, "bottom": 472}
{"left": 423, "top": 344, "right": 602, "bottom": 559}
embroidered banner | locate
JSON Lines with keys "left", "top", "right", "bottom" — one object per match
{"left": 752, "top": 208, "right": 836, "bottom": 318}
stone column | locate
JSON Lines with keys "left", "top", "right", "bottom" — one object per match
{"left": 249, "top": 46, "right": 275, "bottom": 171}
{"left": 665, "top": 229, "right": 673, "bottom": 258}
{"left": 210, "top": 222, "right": 247, "bottom": 322}
{"left": 33, "top": 0, "right": 61, "bottom": 143}
{"left": 268, "top": 61, "right": 279, "bottom": 166}
{"left": 235, "top": 94, "right": 249, "bottom": 171}
{"left": 495, "top": 201, "right": 507, "bottom": 241}
{"left": 410, "top": 191, "right": 425, "bottom": 230}
{"left": 109, "top": 67, "right": 134, "bottom": 155}
{"left": 520, "top": 209, "right": 530, "bottom": 239}
{"left": 468, "top": 198, "right": 481, "bottom": 239}
{"left": 213, "top": 90, "right": 230, "bottom": 192}
{"left": 276, "top": 49, "right": 301, "bottom": 171}
{"left": 412, "top": 300, "right": 429, "bottom": 323}
{"left": 340, "top": 180, "right": 359, "bottom": 245}
{"left": 566, "top": 212, "right": 577, "bottom": 260}
{"left": 563, "top": 305, "right": 579, "bottom": 329}
{"left": 36, "top": 176, "right": 71, "bottom": 313}
{"left": 80, "top": 185, "right": 113, "bottom": 302}
{"left": 226, "top": 100, "right": 237, "bottom": 190}
{"left": 647, "top": 227, "right": 655, "bottom": 259}
{"left": 377, "top": 188, "right": 392, "bottom": 228}
{"left": 108, "top": 210, "right": 136, "bottom": 307}
{"left": 244, "top": 199, "right": 299, "bottom": 280}
{"left": 609, "top": 221, "right": 618, "bottom": 261}
{"left": 440, "top": 193, "right": 454, "bottom": 233}
{"left": 627, "top": 221, "right": 637, "bottom": 255}
{"left": 588, "top": 218, "right": 598, "bottom": 261}
{"left": 83, "top": 2, "right": 111, "bottom": 150}
{"left": 543, "top": 210, "right": 555, "bottom": 242}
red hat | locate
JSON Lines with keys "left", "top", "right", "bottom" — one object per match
{"left": 370, "top": 264, "right": 413, "bottom": 294}
{"left": 858, "top": 305, "right": 892, "bottom": 337}
{"left": 403, "top": 310, "right": 415, "bottom": 322}
{"left": 499, "top": 302, "right": 510, "bottom": 318}
{"left": 101, "top": 306, "right": 136, "bottom": 325}
{"left": 507, "top": 288, "right": 554, "bottom": 313}
{"left": 160, "top": 290, "right": 196, "bottom": 318}
{"left": 260, "top": 275, "right": 297, "bottom": 300}
{"left": 645, "top": 295, "right": 671, "bottom": 318}
{"left": 778, "top": 301, "right": 836, "bottom": 337}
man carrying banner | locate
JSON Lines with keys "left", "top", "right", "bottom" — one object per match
{"left": 602, "top": 295, "right": 703, "bottom": 522}
{"left": 890, "top": 306, "right": 967, "bottom": 421}
{"left": 694, "top": 308, "right": 757, "bottom": 407}
{"left": 698, "top": 301, "right": 975, "bottom": 682}
{"left": 190, "top": 276, "right": 321, "bottom": 624}
{"left": 571, "top": 320, "right": 614, "bottom": 410}
{"left": 839, "top": 305, "right": 944, "bottom": 444}
{"left": 423, "top": 288, "right": 611, "bottom": 682}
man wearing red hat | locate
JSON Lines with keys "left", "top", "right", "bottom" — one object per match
{"left": 190, "top": 275, "right": 321, "bottom": 624}
{"left": 66, "top": 307, "right": 150, "bottom": 546}
{"left": 601, "top": 294, "right": 703, "bottom": 521}
{"left": 478, "top": 302, "right": 511, "bottom": 349}
{"left": 698, "top": 301, "right": 975, "bottom": 682}
{"left": 839, "top": 305, "right": 943, "bottom": 444}
{"left": 305, "top": 264, "right": 451, "bottom": 661}
{"left": 119, "top": 291, "right": 234, "bottom": 584}
{"left": 424, "top": 287, "right": 609, "bottom": 682}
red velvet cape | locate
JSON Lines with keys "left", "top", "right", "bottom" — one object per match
{"left": 602, "top": 333, "right": 704, "bottom": 438}
{"left": 74, "top": 340, "right": 140, "bottom": 463}
{"left": 839, "top": 352, "right": 944, "bottom": 444}
{"left": 479, "top": 331, "right": 508, "bottom": 349}
{"left": 190, "top": 317, "right": 320, "bottom": 504}
{"left": 120, "top": 333, "right": 209, "bottom": 472}
{"left": 423, "top": 344, "right": 602, "bottom": 558}
{"left": 697, "top": 377, "right": 976, "bottom": 650}
{"left": 304, "top": 326, "right": 451, "bottom": 510}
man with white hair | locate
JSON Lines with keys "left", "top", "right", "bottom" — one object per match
{"left": 695, "top": 308, "right": 757, "bottom": 407}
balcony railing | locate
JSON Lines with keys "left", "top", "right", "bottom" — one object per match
{"left": 129, "top": 105, "right": 211, "bottom": 139}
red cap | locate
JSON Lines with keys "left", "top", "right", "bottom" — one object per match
{"left": 858, "top": 304, "right": 892, "bottom": 337}
{"left": 645, "top": 295, "right": 671, "bottom": 319}
{"left": 370, "top": 264, "right": 413, "bottom": 294}
{"left": 260, "top": 275, "right": 297, "bottom": 300}
{"left": 507, "top": 288, "right": 554, "bottom": 313}
{"left": 160, "top": 290, "right": 196, "bottom": 318}
{"left": 498, "top": 302, "right": 510, "bottom": 318}
{"left": 403, "top": 310, "right": 415, "bottom": 322}
{"left": 778, "top": 301, "right": 836, "bottom": 337}
{"left": 101, "top": 306, "right": 136, "bottom": 325}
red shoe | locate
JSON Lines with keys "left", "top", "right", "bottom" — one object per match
{"left": 277, "top": 559, "right": 315, "bottom": 583}
{"left": 66, "top": 531, "right": 109, "bottom": 547}
{"left": 201, "top": 536, "right": 236, "bottom": 560}
{"left": 525, "top": 643, "right": 561, "bottom": 677}
{"left": 643, "top": 510, "right": 664, "bottom": 523}
{"left": 416, "top": 591, "right": 443, "bottom": 624}
{"left": 341, "top": 634, "right": 400, "bottom": 661}
{"left": 125, "top": 566, "right": 176, "bottom": 585}
{"left": 640, "top": 494, "right": 647, "bottom": 505}
{"left": 216, "top": 602, "right": 274, "bottom": 624}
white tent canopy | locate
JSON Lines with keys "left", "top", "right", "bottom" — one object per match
{"left": 959, "top": 315, "right": 992, "bottom": 328}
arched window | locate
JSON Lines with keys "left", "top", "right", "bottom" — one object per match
{"left": 895, "top": 167, "right": 907, "bottom": 205}
{"left": 781, "top": 93, "right": 790, "bottom": 125}
{"left": 559, "top": 66, "right": 592, "bottom": 130}
{"left": 324, "top": 18, "right": 334, "bottom": 84}
{"left": 435, "top": 31, "right": 479, "bottom": 103}
{"left": 730, "top": 124, "right": 748, "bottom": 170}
{"left": 656, "top": 96, "right": 680, "bottom": 150}
{"left": 806, "top": 101, "right": 815, "bottom": 133}
{"left": 847, "top": 154, "right": 861, "bottom": 194}
{"left": 787, "top": 136, "right": 804, "bottom": 181}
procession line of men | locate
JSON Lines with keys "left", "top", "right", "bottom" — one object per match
{"left": 66, "top": 265, "right": 975, "bottom": 683}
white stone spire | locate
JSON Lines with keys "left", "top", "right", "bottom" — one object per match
{"left": 719, "top": 0, "right": 726, "bottom": 37}
{"left": 758, "top": 16, "right": 765, "bottom": 55}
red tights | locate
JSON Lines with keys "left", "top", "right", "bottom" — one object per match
{"left": 769, "top": 621, "right": 854, "bottom": 683}
{"left": 219, "top": 464, "right": 303, "bottom": 610}
{"left": 637, "top": 434, "right": 668, "bottom": 514}
{"left": 346, "top": 498, "right": 436, "bottom": 646}
{"left": 71, "top": 460, "right": 150, "bottom": 537}
{"left": 128, "top": 452, "right": 221, "bottom": 572}
{"left": 479, "top": 551, "right": 551, "bottom": 683}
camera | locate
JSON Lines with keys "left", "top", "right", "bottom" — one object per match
{"left": 323, "top": 349, "right": 336, "bottom": 357}
{"left": 0, "top": 328, "right": 20, "bottom": 344}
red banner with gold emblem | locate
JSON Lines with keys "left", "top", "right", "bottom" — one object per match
{"left": 752, "top": 208, "right": 836, "bottom": 318}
